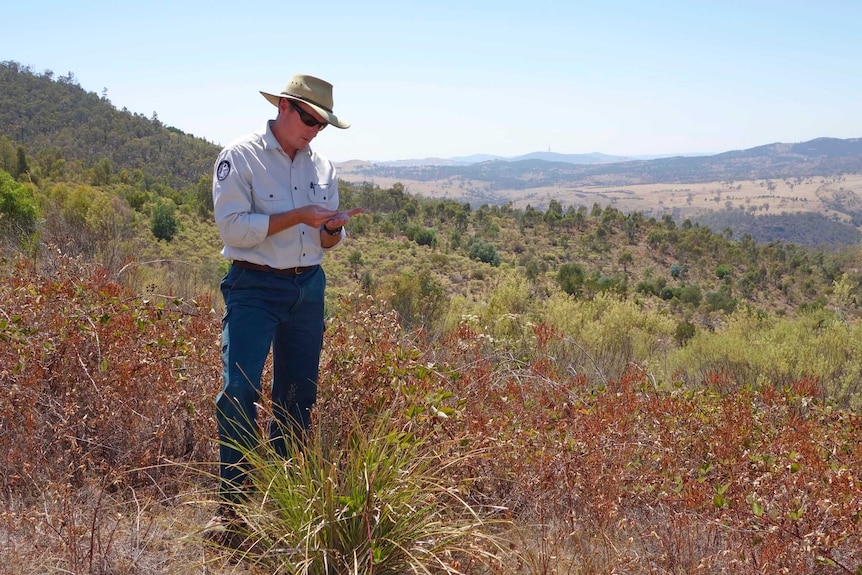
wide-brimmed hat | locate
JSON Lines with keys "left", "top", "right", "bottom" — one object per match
{"left": 260, "top": 74, "right": 350, "bottom": 129}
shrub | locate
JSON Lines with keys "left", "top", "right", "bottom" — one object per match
{"left": 679, "top": 284, "right": 703, "bottom": 306}
{"left": 387, "top": 268, "right": 447, "bottom": 332}
{"left": 467, "top": 238, "right": 500, "bottom": 267}
{"left": 674, "top": 320, "right": 697, "bottom": 346}
{"left": 716, "top": 263, "right": 732, "bottom": 280}
{"left": 151, "top": 200, "right": 179, "bottom": 241}
{"left": 557, "top": 262, "right": 587, "bottom": 297}
{"left": 407, "top": 224, "right": 437, "bottom": 247}
{"left": 541, "top": 291, "right": 677, "bottom": 382}
{"left": 0, "top": 169, "right": 39, "bottom": 238}
{"left": 706, "top": 286, "right": 737, "bottom": 313}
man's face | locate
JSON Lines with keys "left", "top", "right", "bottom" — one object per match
{"left": 277, "top": 98, "right": 327, "bottom": 152}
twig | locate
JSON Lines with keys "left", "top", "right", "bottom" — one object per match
{"left": 563, "top": 335, "right": 609, "bottom": 388}
{"left": 88, "top": 489, "right": 105, "bottom": 573}
{"left": 116, "top": 258, "right": 196, "bottom": 277}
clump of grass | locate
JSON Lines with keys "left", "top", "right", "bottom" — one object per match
{"left": 208, "top": 410, "right": 505, "bottom": 574}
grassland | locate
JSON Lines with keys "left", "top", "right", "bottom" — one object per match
{"left": 337, "top": 162, "right": 862, "bottom": 223}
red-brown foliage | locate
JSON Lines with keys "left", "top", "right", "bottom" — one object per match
{"left": 323, "top": 294, "right": 862, "bottom": 573}
{"left": 2, "top": 262, "right": 860, "bottom": 573}
{"left": 1, "top": 254, "right": 220, "bottom": 501}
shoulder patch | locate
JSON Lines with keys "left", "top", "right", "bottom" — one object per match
{"left": 217, "top": 160, "right": 231, "bottom": 181}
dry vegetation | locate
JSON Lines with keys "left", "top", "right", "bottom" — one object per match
{"left": 2, "top": 251, "right": 861, "bottom": 574}
{"left": 337, "top": 164, "right": 862, "bottom": 222}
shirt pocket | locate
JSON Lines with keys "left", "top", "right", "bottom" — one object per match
{"left": 250, "top": 173, "right": 292, "bottom": 211}
{"left": 307, "top": 180, "right": 336, "bottom": 207}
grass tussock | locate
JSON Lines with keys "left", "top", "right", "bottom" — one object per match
{"left": 203, "top": 410, "right": 504, "bottom": 574}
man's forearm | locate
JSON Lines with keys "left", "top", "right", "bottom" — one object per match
{"left": 267, "top": 210, "right": 305, "bottom": 237}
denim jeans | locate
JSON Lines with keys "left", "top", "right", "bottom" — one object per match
{"left": 216, "top": 263, "right": 325, "bottom": 502}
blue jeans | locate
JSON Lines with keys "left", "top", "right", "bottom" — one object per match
{"left": 216, "top": 263, "right": 325, "bottom": 502}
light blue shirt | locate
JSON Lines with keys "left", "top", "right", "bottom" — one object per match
{"left": 212, "top": 120, "right": 343, "bottom": 269}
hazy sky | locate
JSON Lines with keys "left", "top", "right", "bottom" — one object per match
{"left": 5, "top": 0, "right": 861, "bottom": 162}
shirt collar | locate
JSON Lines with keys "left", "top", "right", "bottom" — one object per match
{"left": 263, "top": 120, "right": 313, "bottom": 157}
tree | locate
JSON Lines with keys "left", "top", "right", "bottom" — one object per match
{"left": 619, "top": 251, "right": 634, "bottom": 274}
{"left": 0, "top": 169, "right": 39, "bottom": 238}
{"left": 91, "top": 158, "right": 113, "bottom": 186}
{"left": 15, "top": 146, "right": 29, "bottom": 179}
{"left": 557, "top": 262, "right": 587, "bottom": 297}
{"left": 467, "top": 239, "right": 500, "bottom": 267}
{"left": 151, "top": 201, "right": 179, "bottom": 241}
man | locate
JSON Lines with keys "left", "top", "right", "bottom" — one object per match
{"left": 211, "top": 74, "right": 362, "bottom": 507}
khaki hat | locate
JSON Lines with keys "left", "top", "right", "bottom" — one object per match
{"left": 260, "top": 74, "right": 350, "bottom": 129}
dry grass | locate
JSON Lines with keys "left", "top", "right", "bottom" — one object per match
{"left": 337, "top": 163, "right": 862, "bottom": 221}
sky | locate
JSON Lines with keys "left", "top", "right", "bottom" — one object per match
{"left": 4, "top": 0, "right": 862, "bottom": 163}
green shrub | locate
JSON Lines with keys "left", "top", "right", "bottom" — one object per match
{"left": 705, "top": 286, "right": 737, "bottom": 313}
{"left": 388, "top": 268, "right": 446, "bottom": 332}
{"left": 674, "top": 320, "right": 697, "bottom": 346}
{"left": 665, "top": 306, "right": 862, "bottom": 408}
{"left": 467, "top": 238, "right": 500, "bottom": 267}
{"left": 557, "top": 262, "right": 587, "bottom": 297}
{"left": 151, "top": 201, "right": 179, "bottom": 242}
{"left": 542, "top": 292, "right": 677, "bottom": 382}
{"left": 0, "top": 169, "right": 39, "bottom": 238}
{"left": 679, "top": 284, "right": 702, "bottom": 306}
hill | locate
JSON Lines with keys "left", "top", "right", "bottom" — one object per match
{"left": 0, "top": 60, "right": 218, "bottom": 190}
{"left": 337, "top": 141, "right": 862, "bottom": 248}
{"left": 344, "top": 137, "right": 862, "bottom": 190}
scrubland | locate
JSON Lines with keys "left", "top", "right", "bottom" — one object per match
{"left": 1, "top": 252, "right": 860, "bottom": 574}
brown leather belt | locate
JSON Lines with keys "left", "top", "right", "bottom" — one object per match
{"left": 232, "top": 260, "right": 316, "bottom": 275}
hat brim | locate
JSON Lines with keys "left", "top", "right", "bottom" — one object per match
{"left": 260, "top": 91, "right": 350, "bottom": 129}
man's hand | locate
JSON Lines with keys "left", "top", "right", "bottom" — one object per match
{"left": 267, "top": 206, "right": 365, "bottom": 239}
{"left": 323, "top": 207, "right": 364, "bottom": 230}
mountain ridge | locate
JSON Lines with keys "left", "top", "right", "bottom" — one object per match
{"left": 340, "top": 136, "right": 862, "bottom": 191}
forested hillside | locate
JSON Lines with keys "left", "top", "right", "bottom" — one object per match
{"left": 0, "top": 60, "right": 217, "bottom": 190}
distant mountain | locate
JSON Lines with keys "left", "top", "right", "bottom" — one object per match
{"left": 508, "top": 151, "right": 632, "bottom": 164}
{"left": 448, "top": 154, "right": 505, "bottom": 164}
{"left": 376, "top": 157, "right": 462, "bottom": 167}
{"left": 380, "top": 151, "right": 636, "bottom": 167}
{"left": 349, "top": 137, "right": 862, "bottom": 190}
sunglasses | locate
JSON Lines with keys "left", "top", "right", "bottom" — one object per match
{"left": 290, "top": 100, "right": 327, "bottom": 130}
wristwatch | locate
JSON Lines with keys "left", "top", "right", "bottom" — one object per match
{"left": 322, "top": 224, "right": 343, "bottom": 236}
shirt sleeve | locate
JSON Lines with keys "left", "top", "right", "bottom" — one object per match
{"left": 212, "top": 147, "right": 270, "bottom": 248}
{"left": 321, "top": 164, "right": 345, "bottom": 250}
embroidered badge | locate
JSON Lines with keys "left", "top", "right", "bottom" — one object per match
{"left": 217, "top": 160, "right": 231, "bottom": 181}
